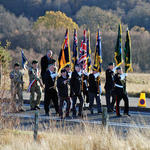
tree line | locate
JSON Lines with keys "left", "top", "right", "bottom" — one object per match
{"left": 0, "top": 4, "right": 149, "bottom": 72}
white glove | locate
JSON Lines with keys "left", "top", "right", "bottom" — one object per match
{"left": 112, "top": 66, "right": 117, "bottom": 72}
{"left": 94, "top": 72, "right": 100, "bottom": 78}
{"left": 78, "top": 71, "right": 82, "bottom": 76}
{"left": 68, "top": 72, "right": 72, "bottom": 78}
{"left": 51, "top": 73, "right": 58, "bottom": 79}
{"left": 120, "top": 73, "right": 127, "bottom": 80}
{"left": 84, "top": 72, "right": 89, "bottom": 76}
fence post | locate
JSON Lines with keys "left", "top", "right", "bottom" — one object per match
{"left": 102, "top": 107, "right": 108, "bottom": 128}
{"left": 34, "top": 111, "right": 39, "bottom": 141}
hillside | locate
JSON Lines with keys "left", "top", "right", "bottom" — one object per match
{"left": 0, "top": 1, "right": 150, "bottom": 72}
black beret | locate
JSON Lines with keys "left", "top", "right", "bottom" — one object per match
{"left": 75, "top": 64, "right": 80, "bottom": 68}
{"left": 65, "top": 64, "right": 70, "bottom": 68}
{"left": 32, "top": 60, "right": 38, "bottom": 64}
{"left": 61, "top": 69, "right": 66, "bottom": 73}
{"left": 108, "top": 62, "right": 114, "bottom": 66}
{"left": 116, "top": 66, "right": 121, "bottom": 70}
{"left": 14, "top": 63, "right": 20, "bottom": 67}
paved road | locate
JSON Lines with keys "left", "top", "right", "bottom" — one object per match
{"left": 2, "top": 104, "right": 150, "bottom": 131}
{"left": 1, "top": 91, "right": 150, "bottom": 132}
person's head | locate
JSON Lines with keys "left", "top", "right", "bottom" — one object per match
{"left": 32, "top": 60, "right": 38, "bottom": 69}
{"left": 116, "top": 67, "right": 122, "bottom": 74}
{"left": 75, "top": 64, "right": 81, "bottom": 72}
{"left": 47, "top": 50, "right": 53, "bottom": 58}
{"left": 14, "top": 63, "right": 20, "bottom": 71}
{"left": 48, "top": 64, "right": 55, "bottom": 72}
{"left": 65, "top": 64, "right": 71, "bottom": 72}
{"left": 108, "top": 62, "right": 114, "bottom": 70}
{"left": 61, "top": 69, "right": 67, "bottom": 77}
{"left": 92, "top": 66, "right": 98, "bottom": 74}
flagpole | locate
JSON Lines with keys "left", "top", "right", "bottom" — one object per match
{"left": 124, "top": 67, "right": 127, "bottom": 94}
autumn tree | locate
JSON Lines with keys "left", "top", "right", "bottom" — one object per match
{"left": 34, "top": 11, "right": 78, "bottom": 31}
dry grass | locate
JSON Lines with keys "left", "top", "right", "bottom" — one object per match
{"left": 0, "top": 125, "right": 150, "bottom": 150}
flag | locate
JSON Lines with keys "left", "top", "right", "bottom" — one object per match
{"left": 72, "top": 29, "right": 78, "bottom": 71}
{"left": 114, "top": 24, "right": 123, "bottom": 66}
{"left": 93, "top": 29, "right": 102, "bottom": 73}
{"left": 21, "top": 49, "right": 28, "bottom": 69}
{"left": 58, "top": 29, "right": 70, "bottom": 72}
{"left": 87, "top": 30, "right": 92, "bottom": 73}
{"left": 124, "top": 28, "right": 133, "bottom": 73}
{"left": 79, "top": 30, "right": 87, "bottom": 72}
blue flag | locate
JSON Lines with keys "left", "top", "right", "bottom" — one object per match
{"left": 21, "top": 49, "right": 28, "bottom": 69}
{"left": 72, "top": 29, "right": 78, "bottom": 71}
{"left": 94, "top": 29, "right": 102, "bottom": 73}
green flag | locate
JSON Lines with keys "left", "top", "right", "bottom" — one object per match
{"left": 114, "top": 24, "right": 123, "bottom": 66}
{"left": 124, "top": 28, "right": 133, "bottom": 73}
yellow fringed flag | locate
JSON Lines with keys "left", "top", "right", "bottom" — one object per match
{"left": 58, "top": 29, "right": 71, "bottom": 72}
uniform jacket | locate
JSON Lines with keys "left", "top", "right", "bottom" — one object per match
{"left": 57, "top": 76, "right": 68, "bottom": 97}
{"left": 40, "top": 55, "right": 54, "bottom": 83}
{"left": 28, "top": 67, "right": 40, "bottom": 87}
{"left": 44, "top": 70, "right": 56, "bottom": 92}
{"left": 70, "top": 70, "right": 82, "bottom": 96}
{"left": 114, "top": 73, "right": 125, "bottom": 93}
{"left": 104, "top": 68, "right": 114, "bottom": 90}
{"left": 10, "top": 70, "right": 23, "bottom": 89}
{"left": 88, "top": 73, "right": 99, "bottom": 94}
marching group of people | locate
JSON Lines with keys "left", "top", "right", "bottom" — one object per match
{"left": 10, "top": 50, "right": 130, "bottom": 119}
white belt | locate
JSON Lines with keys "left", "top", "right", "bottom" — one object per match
{"left": 115, "top": 84, "right": 123, "bottom": 88}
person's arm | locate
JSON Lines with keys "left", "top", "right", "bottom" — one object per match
{"left": 10, "top": 72, "right": 22, "bottom": 83}
{"left": 21, "top": 73, "right": 24, "bottom": 90}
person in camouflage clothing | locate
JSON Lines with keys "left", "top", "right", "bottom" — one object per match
{"left": 10, "top": 63, "right": 25, "bottom": 112}
{"left": 28, "top": 60, "right": 43, "bottom": 110}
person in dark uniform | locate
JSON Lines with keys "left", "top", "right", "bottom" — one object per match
{"left": 114, "top": 67, "right": 130, "bottom": 117}
{"left": 65, "top": 64, "right": 72, "bottom": 106}
{"left": 57, "top": 69, "right": 71, "bottom": 119}
{"left": 44, "top": 62, "right": 59, "bottom": 116}
{"left": 82, "top": 73, "right": 89, "bottom": 104}
{"left": 88, "top": 66, "right": 102, "bottom": 114}
{"left": 65, "top": 64, "right": 72, "bottom": 79}
{"left": 41, "top": 50, "right": 55, "bottom": 84}
{"left": 104, "top": 62, "right": 116, "bottom": 112}
{"left": 70, "top": 64, "right": 83, "bottom": 117}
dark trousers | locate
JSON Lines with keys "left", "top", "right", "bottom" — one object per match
{"left": 116, "top": 92, "right": 129, "bottom": 115}
{"left": 44, "top": 89, "right": 59, "bottom": 114}
{"left": 83, "top": 89, "right": 89, "bottom": 103}
{"left": 105, "top": 89, "right": 115, "bottom": 111}
{"left": 83, "top": 83, "right": 89, "bottom": 103}
{"left": 89, "top": 92, "right": 101, "bottom": 112}
{"left": 59, "top": 97, "right": 71, "bottom": 117}
{"left": 72, "top": 93, "right": 83, "bottom": 116}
